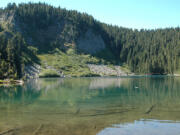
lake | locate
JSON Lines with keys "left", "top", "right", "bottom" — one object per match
{"left": 0, "top": 77, "right": 180, "bottom": 135}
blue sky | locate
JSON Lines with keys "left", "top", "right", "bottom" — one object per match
{"left": 0, "top": 0, "right": 180, "bottom": 29}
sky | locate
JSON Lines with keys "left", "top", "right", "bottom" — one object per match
{"left": 0, "top": 0, "right": 180, "bottom": 29}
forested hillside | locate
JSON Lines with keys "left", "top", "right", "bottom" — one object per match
{"left": 0, "top": 3, "right": 180, "bottom": 79}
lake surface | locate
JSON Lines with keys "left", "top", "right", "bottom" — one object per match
{"left": 0, "top": 77, "right": 180, "bottom": 135}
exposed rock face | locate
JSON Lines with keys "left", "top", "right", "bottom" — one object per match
{"left": 24, "top": 64, "right": 41, "bottom": 79}
{"left": 77, "top": 29, "right": 105, "bottom": 54}
{"left": 0, "top": 11, "right": 106, "bottom": 54}
{"left": 88, "top": 64, "right": 132, "bottom": 76}
{"left": 0, "top": 11, "right": 14, "bottom": 23}
{"left": 0, "top": 11, "right": 22, "bottom": 35}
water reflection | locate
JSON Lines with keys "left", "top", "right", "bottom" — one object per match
{"left": 0, "top": 77, "right": 180, "bottom": 135}
{"left": 98, "top": 119, "right": 180, "bottom": 135}
{"left": 88, "top": 77, "right": 124, "bottom": 89}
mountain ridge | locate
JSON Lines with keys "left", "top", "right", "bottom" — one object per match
{"left": 0, "top": 2, "right": 180, "bottom": 79}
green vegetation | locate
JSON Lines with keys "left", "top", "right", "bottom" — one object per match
{"left": 0, "top": 79, "right": 23, "bottom": 86}
{"left": 0, "top": 80, "right": 7, "bottom": 83}
{"left": 0, "top": 2, "right": 180, "bottom": 79}
{"left": 38, "top": 48, "right": 100, "bottom": 77}
{"left": 119, "top": 64, "right": 131, "bottom": 74}
{"left": 39, "top": 69, "right": 60, "bottom": 78}
{"left": 0, "top": 32, "right": 38, "bottom": 79}
{"left": 104, "top": 26, "right": 180, "bottom": 74}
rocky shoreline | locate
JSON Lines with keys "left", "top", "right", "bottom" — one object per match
{"left": 24, "top": 63, "right": 180, "bottom": 79}
{"left": 24, "top": 63, "right": 134, "bottom": 79}
{"left": 1, "top": 64, "right": 179, "bottom": 87}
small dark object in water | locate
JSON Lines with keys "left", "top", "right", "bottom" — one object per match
{"left": 145, "top": 105, "right": 155, "bottom": 114}
{"left": 75, "top": 108, "right": 80, "bottom": 114}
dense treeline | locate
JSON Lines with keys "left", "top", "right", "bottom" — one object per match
{"left": 0, "top": 3, "right": 180, "bottom": 79}
{"left": 0, "top": 33, "right": 25, "bottom": 79}
{"left": 102, "top": 26, "right": 180, "bottom": 74}
{"left": 0, "top": 31, "right": 38, "bottom": 79}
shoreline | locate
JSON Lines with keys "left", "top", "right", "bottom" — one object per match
{"left": 0, "top": 79, "right": 24, "bottom": 86}
{"left": 1, "top": 74, "right": 180, "bottom": 87}
{"left": 35, "top": 74, "right": 180, "bottom": 79}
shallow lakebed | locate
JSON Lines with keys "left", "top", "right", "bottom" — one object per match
{"left": 0, "top": 77, "right": 180, "bottom": 135}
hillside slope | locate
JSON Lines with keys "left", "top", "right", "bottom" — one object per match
{"left": 0, "top": 3, "right": 180, "bottom": 79}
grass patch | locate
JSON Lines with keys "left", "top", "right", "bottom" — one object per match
{"left": 38, "top": 49, "right": 101, "bottom": 77}
{"left": 39, "top": 69, "right": 60, "bottom": 78}
{"left": 120, "top": 64, "right": 131, "bottom": 73}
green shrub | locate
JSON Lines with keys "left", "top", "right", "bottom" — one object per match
{"left": 39, "top": 69, "right": 60, "bottom": 78}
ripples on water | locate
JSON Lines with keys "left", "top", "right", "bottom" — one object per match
{"left": 0, "top": 77, "right": 180, "bottom": 135}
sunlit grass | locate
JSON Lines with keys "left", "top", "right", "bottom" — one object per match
{"left": 38, "top": 48, "right": 100, "bottom": 77}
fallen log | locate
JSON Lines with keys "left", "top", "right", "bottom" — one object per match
{"left": 80, "top": 109, "right": 130, "bottom": 117}
{"left": 75, "top": 108, "right": 80, "bottom": 114}
{"left": 33, "top": 124, "right": 43, "bottom": 135}
{"left": 0, "top": 128, "right": 18, "bottom": 135}
{"left": 145, "top": 105, "right": 155, "bottom": 114}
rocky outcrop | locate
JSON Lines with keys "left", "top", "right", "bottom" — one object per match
{"left": 24, "top": 63, "right": 65, "bottom": 79}
{"left": 0, "top": 10, "right": 106, "bottom": 55}
{"left": 0, "top": 11, "right": 14, "bottom": 23}
{"left": 88, "top": 64, "right": 133, "bottom": 76}
{"left": 77, "top": 29, "right": 105, "bottom": 54}
{"left": 24, "top": 64, "right": 41, "bottom": 79}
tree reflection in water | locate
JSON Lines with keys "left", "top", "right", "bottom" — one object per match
{"left": 0, "top": 77, "right": 180, "bottom": 135}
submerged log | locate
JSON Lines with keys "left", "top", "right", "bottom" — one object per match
{"left": 75, "top": 108, "right": 80, "bottom": 114}
{"left": 80, "top": 109, "right": 131, "bottom": 117}
{"left": 33, "top": 124, "right": 43, "bottom": 135}
{"left": 0, "top": 128, "right": 18, "bottom": 135}
{"left": 145, "top": 105, "right": 155, "bottom": 114}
